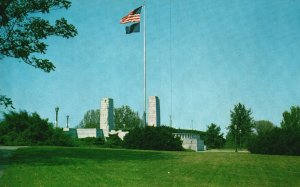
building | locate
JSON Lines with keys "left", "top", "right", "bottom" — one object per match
{"left": 76, "top": 128, "right": 104, "bottom": 139}
{"left": 173, "top": 133, "right": 205, "bottom": 151}
{"left": 100, "top": 98, "right": 114, "bottom": 137}
{"left": 63, "top": 128, "right": 104, "bottom": 139}
{"left": 148, "top": 96, "right": 160, "bottom": 127}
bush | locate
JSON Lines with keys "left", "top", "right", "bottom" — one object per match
{"left": 248, "top": 127, "right": 300, "bottom": 156}
{"left": 123, "top": 126, "right": 183, "bottom": 151}
{"left": 49, "top": 128, "right": 76, "bottom": 146}
{"left": 105, "top": 134, "right": 123, "bottom": 148}
{"left": 76, "top": 137, "right": 105, "bottom": 146}
{"left": 0, "top": 110, "right": 75, "bottom": 146}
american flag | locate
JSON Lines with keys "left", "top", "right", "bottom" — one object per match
{"left": 120, "top": 6, "right": 142, "bottom": 24}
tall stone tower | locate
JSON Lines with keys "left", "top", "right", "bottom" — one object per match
{"left": 100, "top": 98, "right": 114, "bottom": 137}
{"left": 148, "top": 96, "right": 160, "bottom": 127}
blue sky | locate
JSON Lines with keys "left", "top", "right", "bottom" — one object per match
{"left": 1, "top": 0, "right": 300, "bottom": 133}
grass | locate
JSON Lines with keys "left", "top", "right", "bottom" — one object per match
{"left": 1, "top": 146, "right": 300, "bottom": 187}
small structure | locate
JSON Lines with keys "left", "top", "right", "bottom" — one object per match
{"left": 173, "top": 133, "right": 205, "bottom": 151}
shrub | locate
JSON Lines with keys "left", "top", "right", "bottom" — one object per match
{"left": 248, "top": 127, "right": 300, "bottom": 156}
{"left": 76, "top": 137, "right": 105, "bottom": 146}
{"left": 105, "top": 134, "right": 123, "bottom": 148}
{"left": 0, "top": 110, "right": 74, "bottom": 146}
{"left": 123, "top": 126, "right": 183, "bottom": 151}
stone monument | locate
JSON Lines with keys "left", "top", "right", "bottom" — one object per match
{"left": 148, "top": 96, "right": 160, "bottom": 127}
{"left": 100, "top": 98, "right": 114, "bottom": 137}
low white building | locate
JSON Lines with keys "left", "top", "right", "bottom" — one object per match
{"left": 63, "top": 128, "right": 104, "bottom": 139}
{"left": 173, "top": 133, "right": 205, "bottom": 151}
{"left": 76, "top": 128, "right": 104, "bottom": 139}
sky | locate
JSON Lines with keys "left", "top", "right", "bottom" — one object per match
{"left": 1, "top": 0, "right": 300, "bottom": 133}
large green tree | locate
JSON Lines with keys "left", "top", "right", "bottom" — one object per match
{"left": 114, "top": 105, "right": 141, "bottom": 130}
{"left": 227, "top": 103, "right": 254, "bottom": 148}
{"left": 77, "top": 109, "right": 100, "bottom": 128}
{"left": 281, "top": 106, "right": 300, "bottom": 130}
{"left": 205, "top": 123, "right": 225, "bottom": 149}
{"left": 0, "top": 0, "right": 77, "bottom": 108}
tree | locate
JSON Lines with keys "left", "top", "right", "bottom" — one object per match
{"left": 0, "top": 0, "right": 77, "bottom": 108}
{"left": 227, "top": 103, "right": 254, "bottom": 148}
{"left": 254, "top": 120, "right": 275, "bottom": 135}
{"left": 114, "top": 105, "right": 141, "bottom": 130}
{"left": 281, "top": 106, "right": 300, "bottom": 130}
{"left": 205, "top": 123, "right": 225, "bottom": 149}
{"left": 77, "top": 109, "right": 100, "bottom": 128}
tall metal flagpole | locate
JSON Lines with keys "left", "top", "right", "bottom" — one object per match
{"left": 143, "top": 3, "right": 147, "bottom": 127}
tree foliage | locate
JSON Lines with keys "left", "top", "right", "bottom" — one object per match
{"left": 248, "top": 127, "right": 300, "bottom": 156}
{"left": 0, "top": 0, "right": 77, "bottom": 109}
{"left": 123, "top": 126, "right": 183, "bottom": 151}
{"left": 226, "top": 103, "right": 254, "bottom": 148}
{"left": 0, "top": 0, "right": 77, "bottom": 72}
{"left": 114, "top": 105, "right": 141, "bottom": 130}
{"left": 78, "top": 109, "right": 100, "bottom": 128}
{"left": 0, "top": 110, "right": 74, "bottom": 146}
{"left": 254, "top": 120, "right": 275, "bottom": 135}
{"left": 0, "top": 94, "right": 14, "bottom": 109}
{"left": 248, "top": 106, "right": 300, "bottom": 156}
{"left": 281, "top": 106, "right": 300, "bottom": 130}
{"left": 205, "top": 123, "right": 225, "bottom": 149}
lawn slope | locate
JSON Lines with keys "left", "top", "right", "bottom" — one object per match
{"left": 1, "top": 146, "right": 300, "bottom": 186}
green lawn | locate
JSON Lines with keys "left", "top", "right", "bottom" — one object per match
{"left": 1, "top": 146, "right": 300, "bottom": 187}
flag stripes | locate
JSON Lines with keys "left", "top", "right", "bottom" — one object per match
{"left": 120, "top": 6, "right": 142, "bottom": 24}
{"left": 120, "top": 14, "right": 140, "bottom": 24}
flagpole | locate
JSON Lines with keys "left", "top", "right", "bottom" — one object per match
{"left": 143, "top": 2, "right": 147, "bottom": 127}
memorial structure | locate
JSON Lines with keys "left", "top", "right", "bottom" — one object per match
{"left": 148, "top": 96, "right": 160, "bottom": 127}
{"left": 64, "top": 97, "right": 128, "bottom": 140}
{"left": 100, "top": 98, "right": 114, "bottom": 137}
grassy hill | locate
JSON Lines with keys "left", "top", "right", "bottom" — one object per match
{"left": 1, "top": 146, "right": 300, "bottom": 186}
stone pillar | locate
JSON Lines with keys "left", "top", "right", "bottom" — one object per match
{"left": 148, "top": 96, "right": 160, "bottom": 127}
{"left": 100, "top": 98, "right": 114, "bottom": 137}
